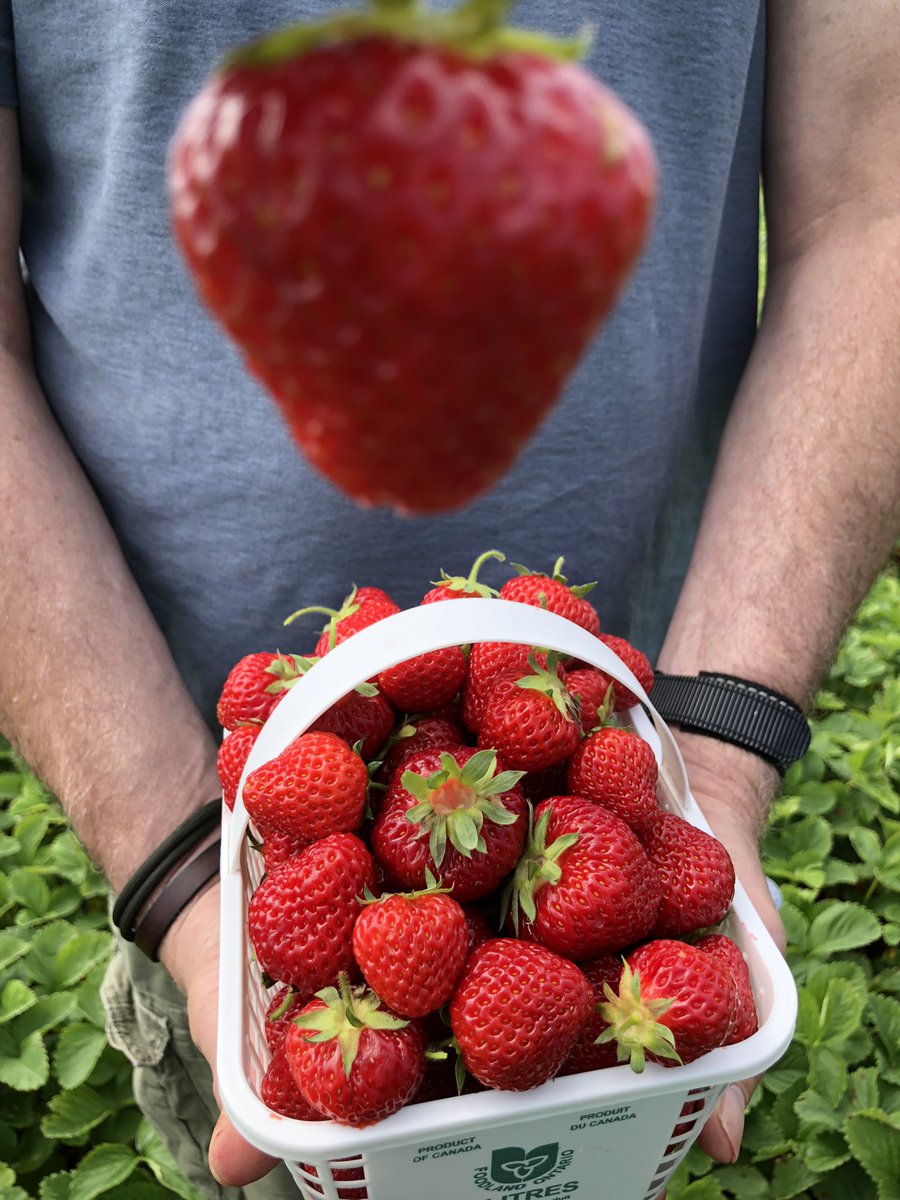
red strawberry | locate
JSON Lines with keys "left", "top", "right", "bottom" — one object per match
{"left": 597, "top": 939, "right": 737, "bottom": 1069}
{"left": 372, "top": 747, "right": 526, "bottom": 902}
{"left": 695, "top": 934, "right": 758, "bottom": 1044}
{"left": 449, "top": 938, "right": 593, "bottom": 1090}
{"left": 300, "top": 1162, "right": 367, "bottom": 1200}
{"left": 265, "top": 985, "right": 309, "bottom": 1051}
{"left": 218, "top": 723, "right": 262, "bottom": 810}
{"left": 285, "top": 976, "right": 425, "bottom": 1126}
{"left": 520, "top": 759, "right": 570, "bottom": 804}
{"left": 462, "top": 642, "right": 561, "bottom": 732}
{"left": 559, "top": 955, "right": 623, "bottom": 1075}
{"left": 378, "top": 715, "right": 467, "bottom": 783}
{"left": 505, "top": 796, "right": 660, "bottom": 958}
{"left": 411, "top": 1054, "right": 487, "bottom": 1104}
{"left": 566, "top": 725, "right": 660, "bottom": 839}
{"left": 590, "top": 634, "right": 655, "bottom": 711}
{"left": 216, "top": 651, "right": 303, "bottom": 730}
{"left": 260, "top": 1045, "right": 327, "bottom": 1121}
{"left": 352, "top": 876, "right": 469, "bottom": 1017}
{"left": 421, "top": 550, "right": 505, "bottom": 603}
{"left": 285, "top": 586, "right": 399, "bottom": 657}
{"left": 259, "top": 828, "right": 313, "bottom": 870}
{"left": 566, "top": 667, "right": 614, "bottom": 734}
{"left": 248, "top": 833, "right": 375, "bottom": 992}
{"left": 500, "top": 558, "right": 601, "bottom": 635}
{"left": 170, "top": 7, "right": 655, "bottom": 514}
{"left": 643, "top": 812, "right": 735, "bottom": 937}
{"left": 478, "top": 654, "right": 580, "bottom": 771}
{"left": 377, "top": 646, "right": 467, "bottom": 713}
{"left": 311, "top": 684, "right": 396, "bottom": 761}
{"left": 243, "top": 730, "right": 368, "bottom": 841}
{"left": 462, "top": 905, "right": 495, "bottom": 953}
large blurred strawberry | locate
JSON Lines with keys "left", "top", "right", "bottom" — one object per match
{"left": 169, "top": 1, "right": 656, "bottom": 514}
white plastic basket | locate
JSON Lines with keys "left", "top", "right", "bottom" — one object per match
{"left": 219, "top": 600, "right": 797, "bottom": 1200}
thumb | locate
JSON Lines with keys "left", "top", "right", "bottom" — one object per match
{"left": 697, "top": 1077, "right": 757, "bottom": 1164}
{"left": 208, "top": 1111, "right": 280, "bottom": 1188}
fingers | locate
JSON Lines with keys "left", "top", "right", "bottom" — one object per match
{"left": 697, "top": 1074, "right": 760, "bottom": 1163}
{"left": 208, "top": 1111, "right": 280, "bottom": 1187}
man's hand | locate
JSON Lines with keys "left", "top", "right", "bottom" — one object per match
{"left": 160, "top": 885, "right": 279, "bottom": 1188}
{"left": 672, "top": 732, "right": 786, "bottom": 1165}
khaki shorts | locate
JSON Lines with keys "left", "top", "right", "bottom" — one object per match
{"left": 101, "top": 933, "right": 299, "bottom": 1200}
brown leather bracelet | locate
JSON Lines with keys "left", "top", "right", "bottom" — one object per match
{"left": 133, "top": 839, "right": 221, "bottom": 961}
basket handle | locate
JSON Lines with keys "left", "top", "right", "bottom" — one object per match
{"left": 225, "top": 599, "right": 689, "bottom": 871}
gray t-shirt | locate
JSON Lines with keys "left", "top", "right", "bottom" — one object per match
{"left": 1, "top": 1, "right": 765, "bottom": 727}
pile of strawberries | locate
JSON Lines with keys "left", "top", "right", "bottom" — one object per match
{"left": 217, "top": 552, "right": 758, "bottom": 1129}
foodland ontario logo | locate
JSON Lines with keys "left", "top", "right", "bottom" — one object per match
{"left": 473, "top": 1142, "right": 577, "bottom": 1194}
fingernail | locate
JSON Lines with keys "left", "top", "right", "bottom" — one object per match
{"left": 208, "top": 1127, "right": 225, "bottom": 1185}
{"left": 719, "top": 1085, "right": 745, "bottom": 1162}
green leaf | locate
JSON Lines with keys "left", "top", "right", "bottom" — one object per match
{"left": 9, "top": 866, "right": 51, "bottom": 916}
{"left": 868, "top": 994, "right": 900, "bottom": 1063}
{"left": 68, "top": 1144, "right": 138, "bottom": 1200}
{"left": 13, "top": 991, "right": 76, "bottom": 1037}
{"left": 54, "top": 1023, "right": 109, "bottom": 1089}
{"left": 794, "top": 1087, "right": 844, "bottom": 1130}
{"left": 55, "top": 931, "right": 111, "bottom": 988}
{"left": 40, "top": 1085, "right": 113, "bottom": 1140}
{"left": 876, "top": 830, "right": 900, "bottom": 892}
{"left": 809, "top": 1042, "right": 849, "bottom": 1104}
{"left": 0, "top": 979, "right": 36, "bottom": 1023}
{"left": 39, "top": 1175, "right": 72, "bottom": 1200}
{"left": 843, "top": 1109, "right": 900, "bottom": 1198}
{"left": 14, "top": 1122, "right": 55, "bottom": 1176}
{"left": 14, "top": 810, "right": 51, "bottom": 861}
{"left": 708, "top": 1163, "right": 769, "bottom": 1198}
{"left": 0, "top": 930, "right": 29, "bottom": 970}
{"left": 770, "top": 1154, "right": 823, "bottom": 1198}
{"left": 0, "top": 1028, "right": 49, "bottom": 1090}
{"left": 137, "top": 1124, "right": 205, "bottom": 1200}
{"left": 808, "top": 901, "right": 882, "bottom": 958}
{"left": 26, "top": 921, "right": 79, "bottom": 986}
{"left": 802, "top": 1130, "right": 853, "bottom": 1173}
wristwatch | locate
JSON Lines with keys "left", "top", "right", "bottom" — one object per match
{"left": 651, "top": 671, "right": 811, "bottom": 775}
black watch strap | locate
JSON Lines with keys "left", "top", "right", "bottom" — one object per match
{"left": 651, "top": 671, "right": 811, "bottom": 774}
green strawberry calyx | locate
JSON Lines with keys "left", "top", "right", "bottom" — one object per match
{"left": 357, "top": 867, "right": 454, "bottom": 904}
{"left": 293, "top": 973, "right": 409, "bottom": 1078}
{"left": 263, "top": 652, "right": 309, "bottom": 694}
{"left": 510, "top": 556, "right": 597, "bottom": 599}
{"left": 502, "top": 802, "right": 578, "bottom": 930}
{"left": 401, "top": 749, "right": 524, "bottom": 867}
{"left": 514, "top": 652, "right": 580, "bottom": 723}
{"left": 226, "top": 1, "right": 591, "bottom": 69}
{"left": 578, "top": 680, "right": 616, "bottom": 735}
{"left": 430, "top": 549, "right": 506, "bottom": 598}
{"left": 282, "top": 586, "right": 365, "bottom": 651}
{"left": 595, "top": 962, "right": 682, "bottom": 1073}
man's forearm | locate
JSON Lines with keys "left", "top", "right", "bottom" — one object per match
{"left": 658, "top": 216, "right": 900, "bottom": 812}
{"left": 0, "top": 346, "right": 219, "bottom": 890}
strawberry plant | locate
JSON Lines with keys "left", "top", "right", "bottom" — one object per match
{"left": 0, "top": 742, "right": 202, "bottom": 1199}
{"left": 667, "top": 556, "right": 900, "bottom": 1199}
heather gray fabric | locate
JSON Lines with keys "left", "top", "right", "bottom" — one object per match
{"left": 2, "top": 0, "right": 764, "bottom": 728}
